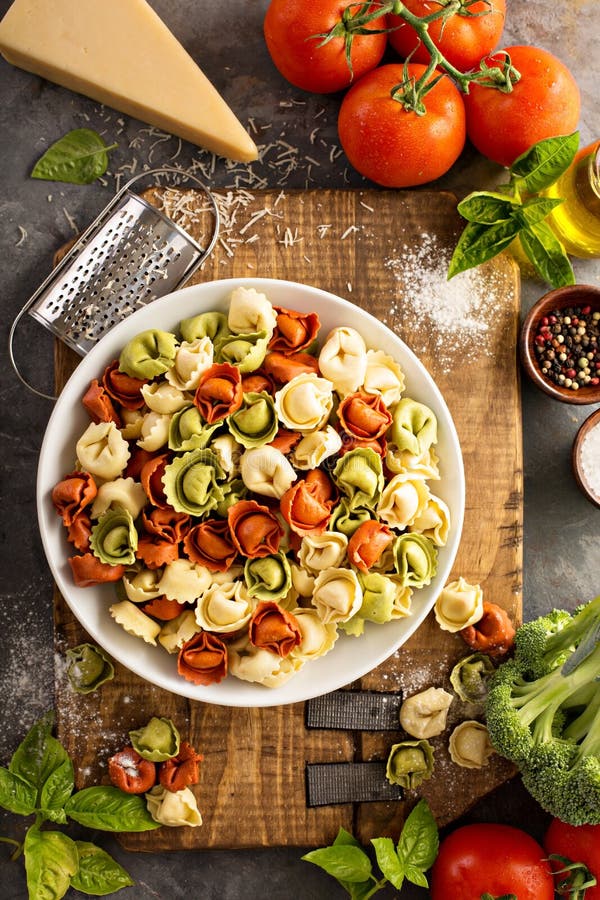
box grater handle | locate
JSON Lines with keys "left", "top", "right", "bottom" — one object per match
{"left": 9, "top": 167, "right": 220, "bottom": 400}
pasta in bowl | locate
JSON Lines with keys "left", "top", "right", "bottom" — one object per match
{"left": 38, "top": 278, "right": 465, "bottom": 707}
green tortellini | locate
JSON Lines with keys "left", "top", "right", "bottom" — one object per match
{"left": 244, "top": 552, "right": 292, "bottom": 602}
{"left": 168, "top": 405, "right": 221, "bottom": 452}
{"left": 450, "top": 652, "right": 496, "bottom": 704}
{"left": 393, "top": 532, "right": 438, "bottom": 589}
{"left": 342, "top": 572, "right": 396, "bottom": 636}
{"left": 391, "top": 398, "right": 438, "bottom": 457}
{"left": 227, "top": 391, "right": 278, "bottom": 449}
{"left": 214, "top": 329, "right": 269, "bottom": 373}
{"left": 89, "top": 506, "right": 138, "bottom": 566}
{"left": 162, "top": 448, "right": 225, "bottom": 516}
{"left": 119, "top": 329, "right": 178, "bottom": 379}
{"left": 215, "top": 477, "right": 248, "bottom": 517}
{"left": 328, "top": 498, "right": 374, "bottom": 538}
{"left": 332, "top": 447, "right": 384, "bottom": 509}
{"left": 129, "top": 716, "right": 180, "bottom": 762}
{"left": 385, "top": 739, "right": 435, "bottom": 789}
{"left": 179, "top": 311, "right": 229, "bottom": 343}
{"left": 65, "top": 643, "right": 115, "bottom": 694}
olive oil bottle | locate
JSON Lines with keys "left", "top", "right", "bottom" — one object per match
{"left": 544, "top": 140, "right": 600, "bottom": 258}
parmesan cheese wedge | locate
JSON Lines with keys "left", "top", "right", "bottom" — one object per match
{"left": 0, "top": 0, "right": 258, "bottom": 162}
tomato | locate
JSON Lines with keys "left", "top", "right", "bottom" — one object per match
{"left": 430, "top": 823, "right": 555, "bottom": 900}
{"left": 544, "top": 819, "right": 600, "bottom": 900}
{"left": 263, "top": 0, "right": 388, "bottom": 94}
{"left": 388, "top": 0, "right": 506, "bottom": 72}
{"left": 463, "top": 45, "right": 581, "bottom": 167}
{"left": 337, "top": 62, "right": 466, "bottom": 188}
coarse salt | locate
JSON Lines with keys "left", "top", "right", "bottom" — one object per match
{"left": 580, "top": 421, "right": 600, "bottom": 498}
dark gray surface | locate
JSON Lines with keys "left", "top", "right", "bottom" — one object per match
{"left": 1, "top": 0, "right": 599, "bottom": 897}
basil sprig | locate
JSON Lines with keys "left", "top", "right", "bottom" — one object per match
{"left": 449, "top": 132, "right": 580, "bottom": 288}
{"left": 302, "top": 798, "right": 438, "bottom": 897}
{"left": 31, "top": 128, "right": 117, "bottom": 184}
{"left": 0, "top": 712, "right": 158, "bottom": 899}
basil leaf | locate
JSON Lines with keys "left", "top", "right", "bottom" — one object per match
{"left": 9, "top": 715, "right": 70, "bottom": 810}
{"left": 519, "top": 220, "right": 576, "bottom": 287}
{"left": 302, "top": 845, "right": 373, "bottom": 884}
{"left": 331, "top": 830, "right": 374, "bottom": 898}
{"left": 396, "top": 799, "right": 439, "bottom": 876}
{"left": 31, "top": 128, "right": 117, "bottom": 185}
{"left": 39, "top": 757, "right": 75, "bottom": 821}
{"left": 333, "top": 827, "right": 362, "bottom": 848}
{"left": 447, "top": 218, "right": 521, "bottom": 279}
{"left": 371, "top": 836, "right": 405, "bottom": 890}
{"left": 65, "top": 786, "right": 160, "bottom": 832}
{"left": 510, "top": 131, "right": 580, "bottom": 193}
{"left": 0, "top": 766, "right": 37, "bottom": 816}
{"left": 404, "top": 864, "right": 430, "bottom": 888}
{"left": 457, "top": 191, "right": 518, "bottom": 224}
{"left": 71, "top": 841, "right": 134, "bottom": 896}
{"left": 519, "top": 196, "right": 564, "bottom": 226}
{"left": 24, "top": 825, "right": 79, "bottom": 900}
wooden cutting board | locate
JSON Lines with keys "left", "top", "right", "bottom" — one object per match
{"left": 53, "top": 187, "right": 521, "bottom": 850}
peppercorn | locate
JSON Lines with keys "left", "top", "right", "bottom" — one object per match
{"left": 533, "top": 306, "right": 600, "bottom": 392}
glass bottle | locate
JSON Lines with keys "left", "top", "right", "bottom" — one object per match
{"left": 544, "top": 140, "right": 600, "bottom": 258}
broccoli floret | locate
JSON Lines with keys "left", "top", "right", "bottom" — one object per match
{"left": 485, "top": 595, "right": 600, "bottom": 826}
{"left": 514, "top": 607, "right": 572, "bottom": 677}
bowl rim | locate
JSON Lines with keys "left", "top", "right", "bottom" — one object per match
{"left": 572, "top": 407, "right": 600, "bottom": 509}
{"left": 37, "top": 276, "right": 465, "bottom": 707}
{"left": 519, "top": 283, "right": 600, "bottom": 405}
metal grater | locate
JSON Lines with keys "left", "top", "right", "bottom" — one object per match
{"left": 9, "top": 166, "right": 219, "bottom": 398}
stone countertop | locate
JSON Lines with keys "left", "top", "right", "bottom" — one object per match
{"left": 0, "top": 0, "right": 598, "bottom": 897}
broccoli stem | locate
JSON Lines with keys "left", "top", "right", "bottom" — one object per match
{"left": 544, "top": 595, "right": 600, "bottom": 667}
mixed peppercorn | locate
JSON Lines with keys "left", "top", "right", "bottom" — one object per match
{"left": 534, "top": 305, "right": 600, "bottom": 391}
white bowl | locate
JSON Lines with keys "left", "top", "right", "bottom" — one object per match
{"left": 38, "top": 277, "right": 465, "bottom": 707}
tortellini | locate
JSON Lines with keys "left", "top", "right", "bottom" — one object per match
{"left": 399, "top": 687, "right": 453, "bottom": 739}
{"left": 145, "top": 785, "right": 202, "bottom": 827}
{"left": 318, "top": 326, "right": 367, "bottom": 395}
{"left": 448, "top": 720, "right": 495, "bottom": 769}
{"left": 434, "top": 576, "right": 484, "bottom": 633}
{"left": 76, "top": 421, "right": 130, "bottom": 482}
{"left": 274, "top": 373, "right": 334, "bottom": 433}
{"left": 57, "top": 285, "right": 456, "bottom": 693}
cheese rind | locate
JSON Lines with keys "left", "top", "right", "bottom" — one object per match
{"left": 0, "top": 0, "right": 258, "bottom": 163}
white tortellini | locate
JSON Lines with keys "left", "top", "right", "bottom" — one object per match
{"left": 109, "top": 600, "right": 161, "bottom": 645}
{"left": 141, "top": 381, "right": 190, "bottom": 414}
{"left": 363, "top": 349, "right": 405, "bottom": 408}
{"left": 311, "top": 568, "right": 363, "bottom": 625}
{"left": 145, "top": 785, "right": 202, "bottom": 827}
{"left": 239, "top": 446, "right": 297, "bottom": 498}
{"left": 136, "top": 411, "right": 172, "bottom": 452}
{"left": 90, "top": 477, "right": 148, "bottom": 520}
{"left": 120, "top": 407, "right": 146, "bottom": 440}
{"left": 409, "top": 494, "right": 451, "bottom": 547}
{"left": 298, "top": 531, "right": 348, "bottom": 574}
{"left": 318, "top": 326, "right": 367, "bottom": 395}
{"left": 194, "top": 581, "right": 254, "bottom": 633}
{"left": 166, "top": 336, "right": 214, "bottom": 391}
{"left": 122, "top": 567, "right": 163, "bottom": 603}
{"left": 76, "top": 421, "right": 130, "bottom": 482}
{"left": 290, "top": 426, "right": 342, "bottom": 470}
{"left": 385, "top": 444, "right": 440, "bottom": 480}
{"left": 377, "top": 473, "right": 431, "bottom": 530}
{"left": 399, "top": 687, "right": 453, "bottom": 739}
{"left": 434, "top": 577, "right": 484, "bottom": 633}
{"left": 228, "top": 286, "right": 278, "bottom": 338}
{"left": 211, "top": 433, "right": 243, "bottom": 478}
{"left": 158, "top": 559, "right": 213, "bottom": 604}
{"left": 289, "top": 608, "right": 338, "bottom": 663}
{"left": 389, "top": 578, "right": 413, "bottom": 618}
{"left": 290, "top": 563, "right": 315, "bottom": 599}
{"left": 158, "top": 610, "right": 201, "bottom": 654}
{"left": 274, "top": 373, "right": 334, "bottom": 433}
{"left": 449, "top": 720, "right": 495, "bottom": 769}
{"left": 227, "top": 635, "right": 302, "bottom": 687}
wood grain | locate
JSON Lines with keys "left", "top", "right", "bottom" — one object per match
{"left": 53, "top": 187, "right": 521, "bottom": 850}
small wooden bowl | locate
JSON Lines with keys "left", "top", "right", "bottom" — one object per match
{"left": 519, "top": 284, "right": 600, "bottom": 404}
{"left": 572, "top": 408, "right": 600, "bottom": 508}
